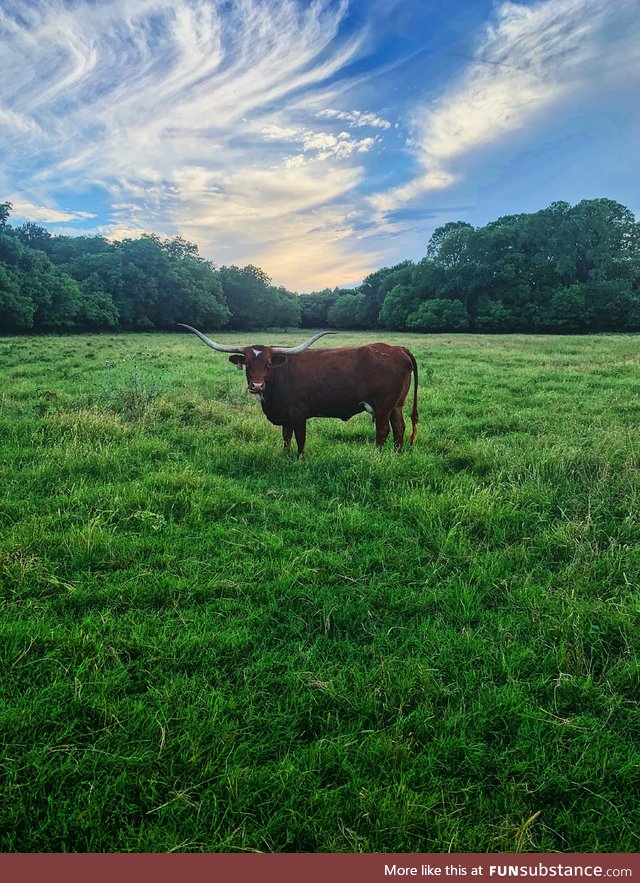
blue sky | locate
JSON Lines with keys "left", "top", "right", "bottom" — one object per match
{"left": 1, "top": 0, "right": 639, "bottom": 291}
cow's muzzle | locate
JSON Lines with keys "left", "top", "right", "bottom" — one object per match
{"left": 249, "top": 382, "right": 265, "bottom": 394}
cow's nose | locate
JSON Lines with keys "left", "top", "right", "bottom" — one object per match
{"left": 250, "top": 382, "right": 265, "bottom": 392}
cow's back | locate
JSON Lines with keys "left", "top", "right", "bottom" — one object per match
{"left": 261, "top": 343, "right": 413, "bottom": 423}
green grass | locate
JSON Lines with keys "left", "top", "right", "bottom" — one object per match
{"left": 1, "top": 330, "right": 639, "bottom": 853}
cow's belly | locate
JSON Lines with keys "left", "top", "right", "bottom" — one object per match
{"left": 262, "top": 395, "right": 366, "bottom": 425}
{"left": 305, "top": 385, "right": 370, "bottom": 419}
{"left": 309, "top": 401, "right": 365, "bottom": 421}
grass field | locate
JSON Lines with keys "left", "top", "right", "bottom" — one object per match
{"left": 1, "top": 330, "right": 639, "bottom": 853}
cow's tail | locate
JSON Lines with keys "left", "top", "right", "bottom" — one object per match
{"left": 403, "top": 348, "right": 419, "bottom": 447}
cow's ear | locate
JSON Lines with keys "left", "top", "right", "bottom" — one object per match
{"left": 229, "top": 355, "right": 246, "bottom": 371}
{"left": 271, "top": 354, "right": 287, "bottom": 366}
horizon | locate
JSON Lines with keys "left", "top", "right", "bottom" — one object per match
{"left": 2, "top": 0, "right": 640, "bottom": 292}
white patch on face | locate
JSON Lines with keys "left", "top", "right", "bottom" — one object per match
{"left": 362, "top": 402, "right": 374, "bottom": 415}
{"left": 252, "top": 348, "right": 262, "bottom": 357}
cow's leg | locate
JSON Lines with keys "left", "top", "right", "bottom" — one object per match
{"left": 293, "top": 420, "right": 307, "bottom": 458}
{"left": 282, "top": 424, "right": 294, "bottom": 452}
{"left": 390, "top": 406, "right": 406, "bottom": 451}
{"left": 374, "top": 412, "right": 391, "bottom": 448}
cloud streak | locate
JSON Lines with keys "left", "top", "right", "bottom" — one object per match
{"left": 318, "top": 108, "right": 391, "bottom": 129}
{"left": 372, "top": 0, "right": 640, "bottom": 215}
{"left": 7, "top": 197, "right": 96, "bottom": 223}
{"left": 1, "top": 0, "right": 388, "bottom": 287}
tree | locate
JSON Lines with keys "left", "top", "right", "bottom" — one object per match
{"left": 570, "top": 199, "right": 640, "bottom": 283}
{"left": 54, "top": 234, "right": 229, "bottom": 331}
{"left": 378, "top": 284, "right": 420, "bottom": 329}
{"left": 359, "top": 261, "right": 415, "bottom": 325}
{"left": 218, "top": 264, "right": 274, "bottom": 329}
{"left": 164, "top": 236, "right": 200, "bottom": 260}
{"left": 407, "top": 299, "right": 469, "bottom": 332}
{"left": 18, "top": 249, "right": 83, "bottom": 330}
{"left": 624, "top": 296, "right": 640, "bottom": 331}
{"left": 299, "top": 289, "right": 340, "bottom": 327}
{"left": 426, "top": 221, "right": 474, "bottom": 267}
{"left": 268, "top": 286, "right": 301, "bottom": 330}
{"left": 474, "top": 299, "right": 515, "bottom": 332}
{"left": 327, "top": 293, "right": 369, "bottom": 329}
{"left": 76, "top": 275, "right": 119, "bottom": 330}
{"left": 48, "top": 234, "right": 113, "bottom": 264}
{"left": 546, "top": 286, "right": 590, "bottom": 332}
{"left": 0, "top": 202, "right": 13, "bottom": 229}
{"left": 17, "top": 222, "right": 52, "bottom": 252}
{"left": 0, "top": 263, "right": 35, "bottom": 330}
{"left": 0, "top": 229, "right": 83, "bottom": 332}
{"left": 544, "top": 281, "right": 637, "bottom": 332}
{"left": 411, "top": 259, "right": 443, "bottom": 300}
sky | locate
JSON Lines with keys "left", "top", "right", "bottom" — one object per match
{"left": 1, "top": 0, "right": 639, "bottom": 292}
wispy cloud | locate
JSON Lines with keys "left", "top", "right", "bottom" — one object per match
{"left": 318, "top": 108, "right": 391, "bottom": 129}
{"left": 372, "top": 0, "right": 640, "bottom": 215}
{"left": 1, "top": 0, "right": 387, "bottom": 287}
{"left": 8, "top": 196, "right": 96, "bottom": 223}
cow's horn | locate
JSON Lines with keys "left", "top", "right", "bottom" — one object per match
{"left": 271, "top": 331, "right": 336, "bottom": 355}
{"left": 178, "top": 324, "right": 245, "bottom": 354}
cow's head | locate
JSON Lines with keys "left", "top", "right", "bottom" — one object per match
{"left": 177, "top": 326, "right": 335, "bottom": 395}
{"left": 228, "top": 347, "right": 288, "bottom": 395}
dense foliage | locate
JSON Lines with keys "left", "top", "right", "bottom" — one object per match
{"left": 0, "top": 206, "right": 229, "bottom": 333}
{"left": 310, "top": 200, "right": 640, "bottom": 333}
{"left": 1, "top": 198, "right": 639, "bottom": 334}
{"left": 0, "top": 202, "right": 299, "bottom": 334}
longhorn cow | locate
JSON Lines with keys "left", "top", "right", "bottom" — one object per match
{"left": 178, "top": 325, "right": 418, "bottom": 456}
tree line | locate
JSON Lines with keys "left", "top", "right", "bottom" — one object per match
{"left": 1, "top": 197, "right": 639, "bottom": 335}
{"left": 0, "top": 202, "right": 298, "bottom": 334}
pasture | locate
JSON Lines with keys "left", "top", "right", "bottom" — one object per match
{"left": 0, "top": 330, "right": 639, "bottom": 853}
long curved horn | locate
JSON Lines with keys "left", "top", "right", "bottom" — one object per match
{"left": 178, "top": 324, "right": 245, "bottom": 354}
{"left": 271, "top": 331, "right": 336, "bottom": 355}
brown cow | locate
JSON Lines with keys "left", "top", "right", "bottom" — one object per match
{"left": 178, "top": 325, "right": 418, "bottom": 456}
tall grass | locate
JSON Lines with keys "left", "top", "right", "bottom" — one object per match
{"left": 1, "top": 331, "right": 639, "bottom": 852}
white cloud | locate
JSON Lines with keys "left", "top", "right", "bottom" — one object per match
{"left": 101, "top": 226, "right": 150, "bottom": 242}
{"left": 261, "top": 125, "right": 302, "bottom": 142}
{"left": 373, "top": 0, "right": 640, "bottom": 214}
{"left": 0, "top": 106, "right": 44, "bottom": 136}
{"left": 282, "top": 155, "right": 306, "bottom": 169}
{"left": 303, "top": 131, "right": 376, "bottom": 160}
{"left": 8, "top": 196, "right": 96, "bottom": 223}
{"left": 260, "top": 123, "right": 377, "bottom": 161}
{"left": 318, "top": 108, "right": 391, "bottom": 129}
